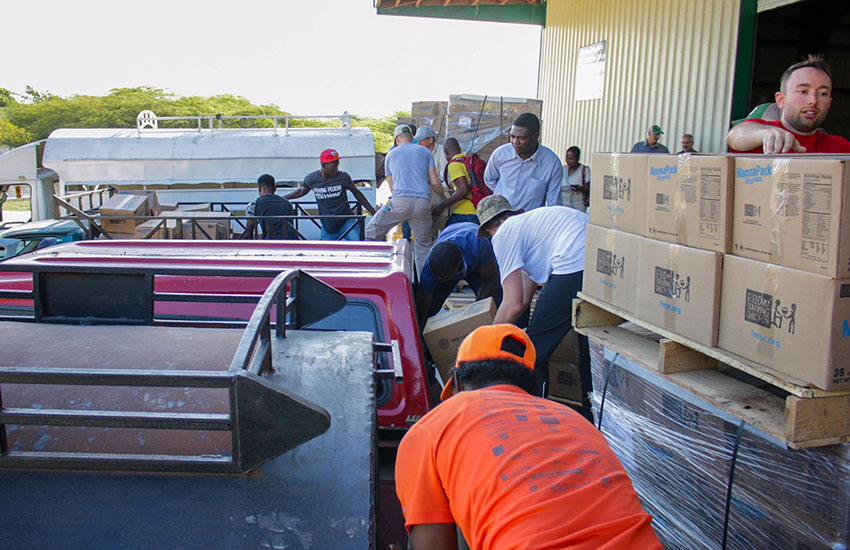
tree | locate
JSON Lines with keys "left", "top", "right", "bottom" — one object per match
{"left": 3, "top": 86, "right": 402, "bottom": 151}
{"left": 0, "top": 88, "right": 16, "bottom": 108}
{"left": 0, "top": 117, "right": 33, "bottom": 148}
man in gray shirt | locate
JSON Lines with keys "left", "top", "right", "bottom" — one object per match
{"left": 631, "top": 124, "right": 670, "bottom": 153}
{"left": 366, "top": 124, "right": 445, "bottom": 275}
{"left": 483, "top": 113, "right": 563, "bottom": 212}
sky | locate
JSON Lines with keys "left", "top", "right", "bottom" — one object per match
{"left": 3, "top": 0, "right": 542, "bottom": 118}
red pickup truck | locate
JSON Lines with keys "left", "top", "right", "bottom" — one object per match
{"left": 0, "top": 238, "right": 431, "bottom": 549}
{"left": 0, "top": 238, "right": 432, "bottom": 432}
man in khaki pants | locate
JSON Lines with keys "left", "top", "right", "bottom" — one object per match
{"left": 366, "top": 124, "right": 445, "bottom": 275}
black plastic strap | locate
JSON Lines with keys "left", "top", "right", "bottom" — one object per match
{"left": 721, "top": 419, "right": 747, "bottom": 550}
{"left": 596, "top": 352, "right": 619, "bottom": 430}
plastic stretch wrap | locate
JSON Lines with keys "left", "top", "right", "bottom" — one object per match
{"left": 446, "top": 95, "right": 543, "bottom": 161}
{"left": 589, "top": 339, "right": 850, "bottom": 550}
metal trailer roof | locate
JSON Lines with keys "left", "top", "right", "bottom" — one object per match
{"left": 42, "top": 126, "right": 377, "bottom": 187}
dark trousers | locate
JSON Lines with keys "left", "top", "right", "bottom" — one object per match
{"left": 526, "top": 271, "right": 591, "bottom": 414}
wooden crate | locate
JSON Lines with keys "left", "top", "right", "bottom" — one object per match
{"left": 573, "top": 292, "right": 850, "bottom": 449}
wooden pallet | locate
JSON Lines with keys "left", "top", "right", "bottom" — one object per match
{"left": 573, "top": 293, "right": 850, "bottom": 449}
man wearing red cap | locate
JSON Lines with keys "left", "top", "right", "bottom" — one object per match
{"left": 395, "top": 324, "right": 662, "bottom": 550}
{"left": 286, "top": 149, "right": 376, "bottom": 240}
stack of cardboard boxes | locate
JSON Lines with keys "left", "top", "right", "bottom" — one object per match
{"left": 583, "top": 152, "right": 850, "bottom": 392}
{"left": 99, "top": 195, "right": 232, "bottom": 240}
{"left": 582, "top": 153, "right": 850, "bottom": 549}
{"left": 584, "top": 153, "right": 729, "bottom": 348}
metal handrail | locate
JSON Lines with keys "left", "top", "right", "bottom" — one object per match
{"left": 0, "top": 268, "right": 345, "bottom": 473}
{"left": 136, "top": 112, "right": 353, "bottom": 136}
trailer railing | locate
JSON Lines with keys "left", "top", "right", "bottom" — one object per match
{"left": 0, "top": 267, "right": 347, "bottom": 473}
{"left": 136, "top": 110, "right": 354, "bottom": 136}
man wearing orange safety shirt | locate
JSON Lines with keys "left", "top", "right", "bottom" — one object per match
{"left": 395, "top": 324, "right": 663, "bottom": 550}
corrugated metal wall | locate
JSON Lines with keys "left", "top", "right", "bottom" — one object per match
{"left": 539, "top": 0, "right": 742, "bottom": 158}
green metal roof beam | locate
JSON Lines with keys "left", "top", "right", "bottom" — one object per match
{"left": 731, "top": 0, "right": 758, "bottom": 121}
{"left": 376, "top": 4, "right": 546, "bottom": 26}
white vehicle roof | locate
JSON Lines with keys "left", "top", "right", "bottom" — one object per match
{"left": 42, "top": 126, "right": 377, "bottom": 187}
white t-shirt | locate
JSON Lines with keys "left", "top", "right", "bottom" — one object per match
{"left": 492, "top": 206, "right": 589, "bottom": 284}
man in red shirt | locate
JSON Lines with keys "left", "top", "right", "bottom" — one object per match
{"left": 727, "top": 55, "right": 850, "bottom": 154}
{"left": 395, "top": 324, "right": 663, "bottom": 550}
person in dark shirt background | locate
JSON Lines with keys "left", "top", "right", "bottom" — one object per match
{"left": 242, "top": 174, "right": 296, "bottom": 239}
{"left": 286, "top": 149, "right": 375, "bottom": 240}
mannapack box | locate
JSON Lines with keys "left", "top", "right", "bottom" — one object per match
{"left": 635, "top": 237, "right": 723, "bottom": 347}
{"left": 589, "top": 153, "right": 649, "bottom": 237}
{"left": 423, "top": 297, "right": 497, "bottom": 382}
{"left": 732, "top": 156, "right": 850, "bottom": 278}
{"left": 582, "top": 224, "right": 640, "bottom": 314}
{"left": 646, "top": 154, "right": 733, "bottom": 252}
{"left": 718, "top": 254, "right": 850, "bottom": 391}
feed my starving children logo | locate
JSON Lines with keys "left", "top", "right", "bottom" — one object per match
{"left": 603, "top": 176, "right": 631, "bottom": 202}
{"left": 596, "top": 249, "right": 626, "bottom": 278}
{"left": 737, "top": 164, "right": 772, "bottom": 185}
{"left": 653, "top": 267, "right": 690, "bottom": 302}
{"left": 744, "top": 289, "right": 796, "bottom": 335}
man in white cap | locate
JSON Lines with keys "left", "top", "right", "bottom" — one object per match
{"left": 414, "top": 125, "right": 448, "bottom": 186}
{"left": 366, "top": 124, "right": 445, "bottom": 274}
{"left": 395, "top": 324, "right": 663, "bottom": 550}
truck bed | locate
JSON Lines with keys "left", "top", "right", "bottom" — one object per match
{"left": 0, "top": 325, "right": 377, "bottom": 548}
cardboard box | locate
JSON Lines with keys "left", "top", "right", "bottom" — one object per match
{"left": 635, "top": 237, "right": 723, "bottom": 347}
{"left": 175, "top": 203, "right": 212, "bottom": 212}
{"left": 123, "top": 190, "right": 161, "bottom": 216}
{"left": 582, "top": 224, "right": 641, "bottom": 314}
{"left": 548, "top": 329, "right": 582, "bottom": 402}
{"left": 159, "top": 201, "right": 179, "bottom": 212}
{"left": 718, "top": 254, "right": 850, "bottom": 391}
{"left": 411, "top": 101, "right": 448, "bottom": 140}
{"left": 165, "top": 211, "right": 231, "bottom": 240}
{"left": 99, "top": 194, "right": 149, "bottom": 234}
{"left": 646, "top": 154, "right": 734, "bottom": 252}
{"left": 446, "top": 95, "right": 543, "bottom": 161}
{"left": 423, "top": 297, "right": 497, "bottom": 381}
{"left": 731, "top": 156, "right": 850, "bottom": 278}
{"left": 135, "top": 218, "right": 179, "bottom": 239}
{"left": 589, "top": 153, "right": 649, "bottom": 236}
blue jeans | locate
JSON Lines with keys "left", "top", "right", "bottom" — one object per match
{"left": 321, "top": 218, "right": 360, "bottom": 241}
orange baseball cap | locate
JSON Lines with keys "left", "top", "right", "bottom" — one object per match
{"left": 440, "top": 324, "right": 536, "bottom": 401}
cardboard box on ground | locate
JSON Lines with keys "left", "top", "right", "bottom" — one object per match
{"left": 547, "top": 328, "right": 582, "bottom": 402}
{"left": 423, "top": 298, "right": 497, "bottom": 383}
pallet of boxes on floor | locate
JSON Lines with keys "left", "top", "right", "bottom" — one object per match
{"left": 577, "top": 151, "right": 850, "bottom": 549}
